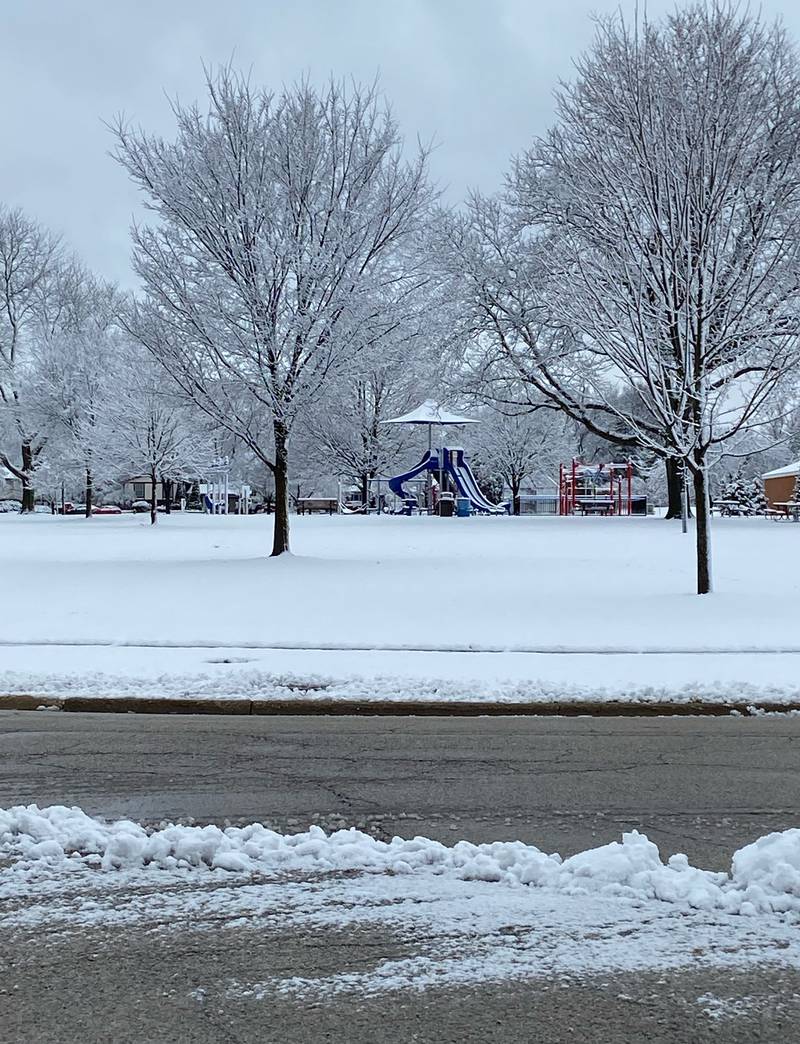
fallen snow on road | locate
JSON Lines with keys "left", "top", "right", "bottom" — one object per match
{"left": 4, "top": 803, "right": 800, "bottom": 915}
{"left": 2, "top": 805, "right": 800, "bottom": 995}
{"left": 696, "top": 992, "right": 785, "bottom": 1022}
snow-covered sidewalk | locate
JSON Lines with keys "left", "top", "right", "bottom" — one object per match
{"left": 3, "top": 805, "right": 800, "bottom": 995}
{"left": 2, "top": 643, "right": 800, "bottom": 707}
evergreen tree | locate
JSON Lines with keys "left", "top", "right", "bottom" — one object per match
{"left": 749, "top": 479, "right": 768, "bottom": 516}
{"left": 718, "top": 471, "right": 752, "bottom": 516}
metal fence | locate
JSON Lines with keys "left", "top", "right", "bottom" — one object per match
{"left": 517, "top": 494, "right": 648, "bottom": 516}
{"left": 518, "top": 495, "right": 559, "bottom": 515}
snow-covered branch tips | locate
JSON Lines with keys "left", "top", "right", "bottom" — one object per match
{"left": 112, "top": 71, "right": 435, "bottom": 555}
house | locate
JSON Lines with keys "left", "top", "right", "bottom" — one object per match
{"left": 0, "top": 473, "right": 20, "bottom": 501}
{"left": 762, "top": 461, "right": 800, "bottom": 507}
{"left": 121, "top": 476, "right": 196, "bottom": 508}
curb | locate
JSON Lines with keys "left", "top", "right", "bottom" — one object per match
{"left": 1, "top": 695, "right": 798, "bottom": 717}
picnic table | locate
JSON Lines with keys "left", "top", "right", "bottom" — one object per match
{"left": 770, "top": 501, "right": 800, "bottom": 521}
{"left": 711, "top": 499, "right": 742, "bottom": 517}
{"left": 575, "top": 498, "right": 615, "bottom": 516}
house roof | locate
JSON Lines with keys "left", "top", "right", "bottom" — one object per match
{"left": 763, "top": 460, "right": 800, "bottom": 480}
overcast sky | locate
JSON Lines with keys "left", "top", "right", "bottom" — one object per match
{"left": 2, "top": 0, "right": 799, "bottom": 286}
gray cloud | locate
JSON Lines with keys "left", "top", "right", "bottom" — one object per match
{"left": 2, "top": 0, "right": 798, "bottom": 286}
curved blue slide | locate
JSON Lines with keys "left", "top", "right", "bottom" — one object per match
{"left": 388, "top": 450, "right": 439, "bottom": 501}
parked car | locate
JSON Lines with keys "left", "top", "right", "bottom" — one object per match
{"left": 132, "top": 500, "right": 151, "bottom": 513}
{"left": 94, "top": 504, "right": 123, "bottom": 515}
{"left": 0, "top": 499, "right": 21, "bottom": 513}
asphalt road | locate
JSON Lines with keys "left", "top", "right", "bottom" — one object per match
{"left": 3, "top": 710, "right": 800, "bottom": 1042}
{"left": 2, "top": 710, "right": 799, "bottom": 866}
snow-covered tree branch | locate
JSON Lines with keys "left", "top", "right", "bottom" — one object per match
{"left": 33, "top": 270, "right": 122, "bottom": 517}
{"left": 0, "top": 206, "right": 63, "bottom": 511}
{"left": 101, "top": 343, "right": 207, "bottom": 525}
{"left": 113, "top": 70, "right": 434, "bottom": 554}
{"left": 440, "top": 3, "right": 800, "bottom": 593}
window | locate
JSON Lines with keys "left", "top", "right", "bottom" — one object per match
{"left": 133, "top": 482, "right": 146, "bottom": 500}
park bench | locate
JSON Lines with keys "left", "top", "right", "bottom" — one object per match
{"left": 296, "top": 497, "right": 339, "bottom": 515}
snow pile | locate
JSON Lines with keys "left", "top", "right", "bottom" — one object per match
{"left": 730, "top": 830, "right": 800, "bottom": 914}
{"left": 3, "top": 804, "right": 800, "bottom": 917}
{"left": 5, "top": 666, "right": 800, "bottom": 707}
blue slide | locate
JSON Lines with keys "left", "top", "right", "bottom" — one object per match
{"left": 443, "top": 447, "right": 506, "bottom": 514}
{"left": 388, "top": 450, "right": 439, "bottom": 502}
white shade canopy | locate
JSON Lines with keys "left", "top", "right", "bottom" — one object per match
{"left": 383, "top": 399, "right": 479, "bottom": 426}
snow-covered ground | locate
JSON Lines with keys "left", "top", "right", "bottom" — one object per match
{"left": 1, "top": 512, "right": 799, "bottom": 702}
{"left": 3, "top": 804, "right": 800, "bottom": 995}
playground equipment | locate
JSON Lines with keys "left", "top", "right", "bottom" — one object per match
{"left": 384, "top": 400, "right": 505, "bottom": 516}
{"left": 388, "top": 447, "right": 505, "bottom": 515}
{"left": 385, "top": 400, "right": 478, "bottom": 514}
{"left": 559, "top": 459, "right": 634, "bottom": 516}
{"left": 200, "top": 457, "right": 232, "bottom": 514}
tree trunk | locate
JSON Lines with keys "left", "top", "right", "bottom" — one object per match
{"left": 360, "top": 473, "right": 369, "bottom": 508}
{"left": 664, "top": 458, "right": 690, "bottom": 519}
{"left": 511, "top": 479, "right": 521, "bottom": 516}
{"left": 149, "top": 466, "right": 158, "bottom": 526}
{"left": 162, "top": 476, "right": 172, "bottom": 515}
{"left": 692, "top": 464, "right": 713, "bottom": 595}
{"left": 20, "top": 441, "right": 34, "bottom": 513}
{"left": 271, "top": 422, "right": 290, "bottom": 556}
{"left": 84, "top": 467, "right": 93, "bottom": 518}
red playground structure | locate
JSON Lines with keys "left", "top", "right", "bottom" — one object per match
{"left": 559, "top": 459, "right": 634, "bottom": 516}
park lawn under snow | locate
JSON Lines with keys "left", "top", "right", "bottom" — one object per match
{"left": 1, "top": 511, "right": 799, "bottom": 701}
{"left": 3, "top": 804, "right": 800, "bottom": 994}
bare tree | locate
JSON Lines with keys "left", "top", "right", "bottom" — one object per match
{"left": 113, "top": 70, "right": 433, "bottom": 554}
{"left": 434, "top": 199, "right": 652, "bottom": 451}
{"left": 306, "top": 370, "right": 411, "bottom": 505}
{"left": 527, "top": 4, "right": 800, "bottom": 591}
{"left": 472, "top": 407, "right": 570, "bottom": 515}
{"left": 304, "top": 283, "right": 444, "bottom": 502}
{"left": 0, "top": 206, "right": 62, "bottom": 511}
{"left": 34, "top": 271, "right": 121, "bottom": 517}
{"left": 103, "top": 344, "right": 205, "bottom": 525}
{"left": 442, "top": 4, "right": 800, "bottom": 593}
